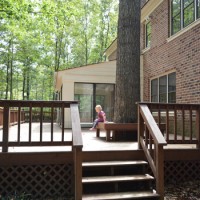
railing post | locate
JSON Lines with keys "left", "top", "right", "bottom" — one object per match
{"left": 74, "top": 147, "right": 82, "bottom": 200}
{"left": 196, "top": 107, "right": 200, "bottom": 148}
{"left": 71, "top": 103, "right": 83, "bottom": 200}
{"left": 2, "top": 105, "right": 10, "bottom": 152}
{"left": 156, "top": 145, "right": 165, "bottom": 200}
{"left": 138, "top": 104, "right": 144, "bottom": 149}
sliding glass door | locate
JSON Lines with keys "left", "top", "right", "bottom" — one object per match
{"left": 74, "top": 83, "right": 114, "bottom": 123}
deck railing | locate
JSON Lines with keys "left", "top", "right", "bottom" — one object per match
{"left": 142, "top": 103, "right": 200, "bottom": 147}
{"left": 0, "top": 100, "right": 83, "bottom": 199}
{"left": 138, "top": 102, "right": 200, "bottom": 200}
{"left": 0, "top": 107, "right": 25, "bottom": 128}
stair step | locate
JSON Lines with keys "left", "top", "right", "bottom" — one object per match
{"left": 83, "top": 160, "right": 147, "bottom": 167}
{"left": 82, "top": 190, "right": 159, "bottom": 200}
{"left": 83, "top": 174, "right": 154, "bottom": 183}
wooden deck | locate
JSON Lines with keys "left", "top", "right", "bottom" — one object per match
{"left": 0, "top": 123, "right": 195, "bottom": 152}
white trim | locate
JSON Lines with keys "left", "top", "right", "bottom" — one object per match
{"left": 141, "top": 0, "right": 165, "bottom": 22}
{"left": 150, "top": 69, "right": 176, "bottom": 81}
{"left": 141, "top": 46, "right": 150, "bottom": 54}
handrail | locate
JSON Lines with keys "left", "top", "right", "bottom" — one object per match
{"left": 70, "top": 103, "right": 83, "bottom": 200}
{"left": 138, "top": 103, "right": 167, "bottom": 200}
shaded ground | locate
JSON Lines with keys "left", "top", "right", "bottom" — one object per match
{"left": 165, "top": 181, "right": 200, "bottom": 200}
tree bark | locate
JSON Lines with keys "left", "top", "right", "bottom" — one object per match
{"left": 114, "top": 0, "right": 141, "bottom": 123}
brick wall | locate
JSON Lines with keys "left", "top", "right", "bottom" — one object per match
{"left": 142, "top": 0, "right": 200, "bottom": 103}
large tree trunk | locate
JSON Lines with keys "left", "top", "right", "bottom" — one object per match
{"left": 114, "top": 0, "right": 141, "bottom": 123}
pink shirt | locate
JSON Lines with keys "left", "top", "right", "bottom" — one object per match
{"left": 98, "top": 111, "right": 106, "bottom": 122}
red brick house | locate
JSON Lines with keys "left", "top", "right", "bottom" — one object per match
{"left": 105, "top": 0, "right": 200, "bottom": 104}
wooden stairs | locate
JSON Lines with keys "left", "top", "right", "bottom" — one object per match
{"left": 82, "top": 160, "right": 160, "bottom": 200}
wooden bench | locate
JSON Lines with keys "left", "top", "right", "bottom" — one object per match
{"left": 96, "top": 122, "right": 138, "bottom": 141}
{"left": 96, "top": 122, "right": 166, "bottom": 141}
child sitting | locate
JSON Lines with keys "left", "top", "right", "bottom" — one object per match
{"left": 89, "top": 105, "right": 106, "bottom": 130}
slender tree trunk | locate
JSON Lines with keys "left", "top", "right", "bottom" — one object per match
{"left": 84, "top": 2, "right": 89, "bottom": 65}
{"left": 27, "top": 66, "right": 30, "bottom": 100}
{"left": 55, "top": 38, "right": 59, "bottom": 71}
{"left": 5, "top": 60, "right": 9, "bottom": 99}
{"left": 22, "top": 70, "right": 26, "bottom": 100}
{"left": 10, "top": 39, "right": 14, "bottom": 100}
{"left": 114, "top": 0, "right": 141, "bottom": 123}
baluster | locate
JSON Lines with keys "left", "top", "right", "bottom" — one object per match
{"left": 166, "top": 105, "right": 169, "bottom": 142}
{"left": 40, "top": 105, "right": 43, "bottom": 142}
{"left": 196, "top": 107, "right": 200, "bottom": 148}
{"left": 29, "top": 104, "right": 32, "bottom": 143}
{"left": 182, "top": 106, "right": 185, "bottom": 141}
{"left": 158, "top": 104, "right": 161, "bottom": 127}
{"left": 145, "top": 124, "right": 149, "bottom": 147}
{"left": 189, "top": 106, "right": 193, "bottom": 142}
{"left": 2, "top": 105, "right": 9, "bottom": 152}
{"left": 174, "top": 106, "right": 177, "bottom": 141}
{"left": 62, "top": 103, "right": 65, "bottom": 142}
{"left": 17, "top": 106, "right": 21, "bottom": 143}
{"left": 51, "top": 104, "right": 54, "bottom": 142}
{"left": 138, "top": 105, "right": 144, "bottom": 149}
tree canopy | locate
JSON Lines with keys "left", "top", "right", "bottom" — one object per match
{"left": 0, "top": 0, "right": 118, "bottom": 100}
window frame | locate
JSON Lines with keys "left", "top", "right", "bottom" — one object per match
{"left": 171, "top": 0, "right": 199, "bottom": 36}
{"left": 150, "top": 72, "right": 176, "bottom": 103}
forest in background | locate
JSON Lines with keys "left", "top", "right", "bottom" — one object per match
{"left": 0, "top": 0, "right": 118, "bottom": 100}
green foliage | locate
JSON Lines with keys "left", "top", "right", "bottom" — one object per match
{"left": 0, "top": 0, "right": 118, "bottom": 100}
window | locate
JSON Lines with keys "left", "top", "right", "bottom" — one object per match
{"left": 145, "top": 21, "right": 151, "bottom": 47}
{"left": 168, "top": 73, "right": 176, "bottom": 103}
{"left": 151, "top": 72, "right": 176, "bottom": 103}
{"left": 171, "top": 0, "right": 199, "bottom": 35}
{"left": 198, "top": 0, "right": 200, "bottom": 18}
{"left": 159, "top": 76, "right": 167, "bottom": 102}
{"left": 74, "top": 83, "right": 115, "bottom": 123}
{"left": 183, "top": 0, "right": 195, "bottom": 27}
{"left": 151, "top": 79, "right": 158, "bottom": 102}
{"left": 171, "top": 0, "right": 181, "bottom": 34}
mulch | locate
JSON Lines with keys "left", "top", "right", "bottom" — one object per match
{"left": 165, "top": 180, "right": 200, "bottom": 200}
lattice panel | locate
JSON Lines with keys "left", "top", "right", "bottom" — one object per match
{"left": 164, "top": 161, "right": 200, "bottom": 184}
{"left": 0, "top": 164, "right": 74, "bottom": 199}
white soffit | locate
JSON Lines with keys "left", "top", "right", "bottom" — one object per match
{"left": 141, "top": 0, "right": 164, "bottom": 22}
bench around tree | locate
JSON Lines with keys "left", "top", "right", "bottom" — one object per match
{"left": 96, "top": 122, "right": 138, "bottom": 141}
